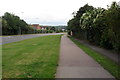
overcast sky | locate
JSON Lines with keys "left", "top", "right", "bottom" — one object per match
{"left": 1, "top": 0, "right": 120, "bottom": 26}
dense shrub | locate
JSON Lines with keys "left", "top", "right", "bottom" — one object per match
{"left": 47, "top": 30, "right": 53, "bottom": 33}
{"left": 67, "top": 2, "right": 120, "bottom": 52}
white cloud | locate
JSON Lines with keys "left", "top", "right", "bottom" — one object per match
{"left": 0, "top": 0, "right": 120, "bottom": 26}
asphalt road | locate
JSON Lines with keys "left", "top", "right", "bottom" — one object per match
{"left": 1, "top": 33, "right": 64, "bottom": 45}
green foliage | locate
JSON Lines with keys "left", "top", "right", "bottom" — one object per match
{"left": 105, "top": 2, "right": 120, "bottom": 51}
{"left": 50, "top": 27, "right": 56, "bottom": 32}
{"left": 48, "top": 30, "right": 53, "bottom": 33}
{"left": 2, "top": 12, "right": 35, "bottom": 35}
{"left": 56, "top": 30, "right": 60, "bottom": 33}
{"left": 80, "top": 8, "right": 106, "bottom": 45}
{"left": 67, "top": 4, "right": 94, "bottom": 38}
{"left": 68, "top": 2, "right": 120, "bottom": 52}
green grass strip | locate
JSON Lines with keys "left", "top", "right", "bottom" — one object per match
{"left": 2, "top": 35, "right": 62, "bottom": 78}
{"left": 0, "top": 45, "right": 2, "bottom": 79}
{"left": 69, "top": 36, "right": 120, "bottom": 80}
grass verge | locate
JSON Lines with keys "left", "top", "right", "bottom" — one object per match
{"left": 0, "top": 45, "right": 2, "bottom": 79}
{"left": 69, "top": 36, "right": 120, "bottom": 80}
{"left": 2, "top": 35, "right": 62, "bottom": 78}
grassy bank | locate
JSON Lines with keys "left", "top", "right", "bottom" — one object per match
{"left": 2, "top": 35, "right": 62, "bottom": 78}
{"left": 69, "top": 36, "right": 120, "bottom": 80}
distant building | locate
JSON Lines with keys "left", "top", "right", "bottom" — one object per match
{"left": 41, "top": 26, "right": 47, "bottom": 30}
{"left": 62, "top": 28, "right": 65, "bottom": 31}
{"left": 30, "top": 24, "right": 50, "bottom": 30}
{"left": 31, "top": 24, "right": 41, "bottom": 30}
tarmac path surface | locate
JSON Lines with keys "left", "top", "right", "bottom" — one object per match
{"left": 0, "top": 33, "right": 63, "bottom": 45}
{"left": 56, "top": 35, "right": 115, "bottom": 79}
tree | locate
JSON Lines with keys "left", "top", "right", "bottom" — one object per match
{"left": 68, "top": 4, "right": 94, "bottom": 38}
{"left": 0, "top": 17, "right": 2, "bottom": 35}
{"left": 2, "top": 12, "right": 34, "bottom": 35}
{"left": 68, "top": 2, "right": 120, "bottom": 52}
{"left": 103, "top": 2, "right": 120, "bottom": 51}
{"left": 80, "top": 8, "right": 106, "bottom": 44}
{"left": 50, "top": 27, "right": 56, "bottom": 32}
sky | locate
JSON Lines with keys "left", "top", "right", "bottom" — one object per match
{"left": 0, "top": 0, "right": 120, "bottom": 26}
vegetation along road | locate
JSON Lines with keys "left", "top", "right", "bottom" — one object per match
{"left": 2, "top": 34, "right": 120, "bottom": 79}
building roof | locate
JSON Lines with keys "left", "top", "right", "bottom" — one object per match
{"left": 32, "top": 24, "right": 39, "bottom": 26}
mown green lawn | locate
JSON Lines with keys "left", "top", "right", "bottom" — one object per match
{"left": 2, "top": 35, "right": 62, "bottom": 78}
{"left": 0, "top": 45, "right": 2, "bottom": 79}
{"left": 69, "top": 36, "right": 120, "bottom": 80}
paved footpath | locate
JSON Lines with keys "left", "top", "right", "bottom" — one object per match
{"left": 56, "top": 35, "right": 115, "bottom": 79}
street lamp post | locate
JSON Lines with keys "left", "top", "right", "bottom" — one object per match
{"left": 19, "top": 27, "right": 21, "bottom": 35}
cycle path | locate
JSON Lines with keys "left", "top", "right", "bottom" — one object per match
{"left": 56, "top": 35, "right": 115, "bottom": 79}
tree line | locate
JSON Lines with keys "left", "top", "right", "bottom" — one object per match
{"left": 1, "top": 12, "right": 67, "bottom": 35}
{"left": 67, "top": 2, "right": 120, "bottom": 52}
{"left": 1, "top": 12, "right": 35, "bottom": 35}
